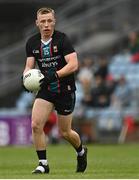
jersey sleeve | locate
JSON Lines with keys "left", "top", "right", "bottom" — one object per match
{"left": 26, "top": 39, "right": 34, "bottom": 57}
{"left": 62, "top": 34, "right": 75, "bottom": 56}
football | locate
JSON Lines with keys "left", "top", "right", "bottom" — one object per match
{"left": 23, "top": 69, "right": 44, "bottom": 92}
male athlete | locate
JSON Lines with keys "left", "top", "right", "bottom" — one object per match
{"left": 22, "top": 7, "right": 87, "bottom": 174}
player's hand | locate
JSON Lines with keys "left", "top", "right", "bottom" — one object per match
{"left": 21, "top": 75, "right": 32, "bottom": 93}
{"left": 40, "top": 71, "right": 59, "bottom": 87}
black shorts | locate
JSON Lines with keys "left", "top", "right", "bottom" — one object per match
{"left": 36, "top": 89, "right": 76, "bottom": 115}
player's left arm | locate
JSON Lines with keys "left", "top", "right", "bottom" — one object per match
{"left": 40, "top": 52, "right": 78, "bottom": 85}
{"left": 56, "top": 52, "right": 78, "bottom": 78}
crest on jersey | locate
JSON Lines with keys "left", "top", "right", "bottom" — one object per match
{"left": 53, "top": 46, "right": 58, "bottom": 52}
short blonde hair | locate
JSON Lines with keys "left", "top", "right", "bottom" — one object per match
{"left": 37, "top": 7, "right": 55, "bottom": 17}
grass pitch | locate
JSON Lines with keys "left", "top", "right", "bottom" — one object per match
{"left": 0, "top": 143, "right": 139, "bottom": 179}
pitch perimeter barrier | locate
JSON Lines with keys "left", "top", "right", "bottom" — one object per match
{"left": 0, "top": 114, "right": 32, "bottom": 146}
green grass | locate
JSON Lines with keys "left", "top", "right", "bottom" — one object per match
{"left": 0, "top": 143, "right": 139, "bottom": 178}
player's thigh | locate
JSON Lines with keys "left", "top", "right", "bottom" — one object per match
{"left": 32, "top": 98, "right": 54, "bottom": 127}
{"left": 57, "top": 114, "right": 73, "bottom": 132}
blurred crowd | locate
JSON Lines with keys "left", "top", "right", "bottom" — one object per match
{"left": 75, "top": 31, "right": 139, "bottom": 111}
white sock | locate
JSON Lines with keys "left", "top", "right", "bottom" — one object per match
{"left": 77, "top": 148, "right": 85, "bottom": 156}
{"left": 39, "top": 159, "right": 48, "bottom": 166}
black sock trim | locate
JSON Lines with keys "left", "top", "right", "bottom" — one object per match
{"left": 36, "top": 150, "right": 46, "bottom": 160}
{"left": 75, "top": 143, "right": 83, "bottom": 153}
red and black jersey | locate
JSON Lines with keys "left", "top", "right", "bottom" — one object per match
{"left": 26, "top": 30, "right": 76, "bottom": 93}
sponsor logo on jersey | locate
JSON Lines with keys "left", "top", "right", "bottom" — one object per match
{"left": 43, "top": 47, "right": 50, "bottom": 56}
{"left": 33, "top": 49, "right": 39, "bottom": 54}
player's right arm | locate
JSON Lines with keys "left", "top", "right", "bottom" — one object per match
{"left": 23, "top": 57, "right": 36, "bottom": 74}
{"left": 23, "top": 37, "right": 36, "bottom": 74}
{"left": 22, "top": 37, "right": 36, "bottom": 91}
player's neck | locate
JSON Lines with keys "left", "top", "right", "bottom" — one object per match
{"left": 41, "top": 35, "right": 51, "bottom": 42}
{"left": 41, "top": 30, "right": 54, "bottom": 42}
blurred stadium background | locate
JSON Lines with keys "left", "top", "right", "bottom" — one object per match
{"left": 1, "top": 0, "right": 139, "bottom": 146}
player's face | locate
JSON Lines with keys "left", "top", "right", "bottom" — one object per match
{"left": 36, "top": 13, "right": 55, "bottom": 38}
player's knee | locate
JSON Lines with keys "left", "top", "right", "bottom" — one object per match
{"left": 32, "top": 121, "right": 42, "bottom": 133}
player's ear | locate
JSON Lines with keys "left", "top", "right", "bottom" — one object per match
{"left": 53, "top": 18, "right": 56, "bottom": 25}
{"left": 36, "top": 20, "right": 38, "bottom": 26}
